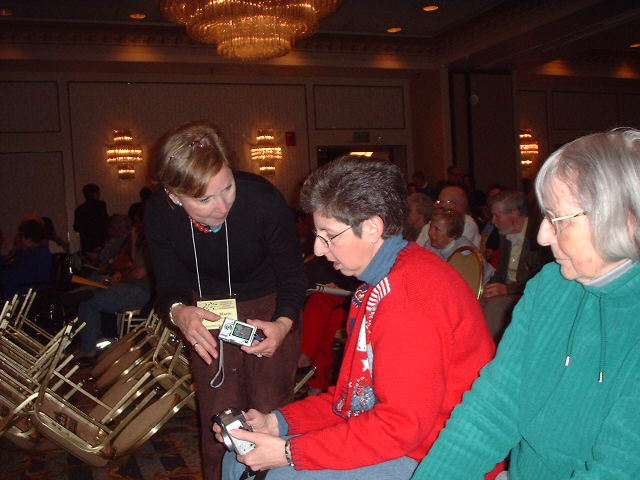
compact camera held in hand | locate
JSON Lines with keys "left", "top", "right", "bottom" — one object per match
{"left": 213, "top": 407, "right": 256, "bottom": 455}
{"left": 218, "top": 317, "right": 263, "bottom": 347}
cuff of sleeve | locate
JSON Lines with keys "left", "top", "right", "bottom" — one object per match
{"left": 274, "top": 409, "right": 289, "bottom": 437}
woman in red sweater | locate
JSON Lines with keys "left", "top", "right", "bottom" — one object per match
{"left": 215, "top": 155, "right": 496, "bottom": 479}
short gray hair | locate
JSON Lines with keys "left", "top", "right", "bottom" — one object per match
{"left": 490, "top": 190, "right": 528, "bottom": 217}
{"left": 535, "top": 128, "right": 640, "bottom": 262}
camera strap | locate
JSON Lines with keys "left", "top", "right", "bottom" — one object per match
{"left": 239, "top": 467, "right": 268, "bottom": 480}
{"left": 210, "top": 339, "right": 225, "bottom": 388}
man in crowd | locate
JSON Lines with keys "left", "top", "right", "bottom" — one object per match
{"left": 481, "top": 190, "right": 552, "bottom": 340}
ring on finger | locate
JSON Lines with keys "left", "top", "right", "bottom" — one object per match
{"left": 193, "top": 342, "right": 199, "bottom": 349}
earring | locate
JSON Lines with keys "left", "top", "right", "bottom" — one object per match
{"left": 175, "top": 200, "right": 183, "bottom": 207}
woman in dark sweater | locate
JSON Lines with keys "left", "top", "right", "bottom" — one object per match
{"left": 144, "top": 121, "right": 306, "bottom": 480}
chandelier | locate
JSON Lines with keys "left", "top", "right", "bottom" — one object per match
{"left": 106, "top": 129, "right": 143, "bottom": 179}
{"left": 251, "top": 129, "right": 282, "bottom": 175}
{"left": 159, "top": 0, "right": 342, "bottom": 61}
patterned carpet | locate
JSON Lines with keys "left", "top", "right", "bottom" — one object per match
{"left": 0, "top": 407, "right": 204, "bottom": 480}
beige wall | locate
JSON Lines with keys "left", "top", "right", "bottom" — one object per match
{"left": 0, "top": 71, "right": 416, "bottom": 252}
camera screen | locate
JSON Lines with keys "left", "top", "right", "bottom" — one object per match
{"left": 232, "top": 323, "right": 254, "bottom": 341}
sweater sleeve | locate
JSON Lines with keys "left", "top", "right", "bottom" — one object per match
{"left": 282, "top": 301, "right": 464, "bottom": 471}
{"left": 144, "top": 196, "right": 195, "bottom": 313}
{"left": 412, "top": 276, "right": 538, "bottom": 480}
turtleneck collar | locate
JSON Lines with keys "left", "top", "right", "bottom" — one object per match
{"left": 358, "top": 235, "right": 408, "bottom": 286}
{"left": 585, "top": 259, "right": 635, "bottom": 288}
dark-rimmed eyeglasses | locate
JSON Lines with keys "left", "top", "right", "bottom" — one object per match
{"left": 544, "top": 211, "right": 587, "bottom": 234}
{"left": 313, "top": 226, "right": 352, "bottom": 248}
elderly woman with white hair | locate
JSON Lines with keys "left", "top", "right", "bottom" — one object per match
{"left": 412, "top": 128, "right": 640, "bottom": 480}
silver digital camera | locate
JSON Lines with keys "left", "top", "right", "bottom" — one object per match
{"left": 218, "top": 317, "right": 261, "bottom": 347}
{"left": 213, "top": 407, "right": 256, "bottom": 455}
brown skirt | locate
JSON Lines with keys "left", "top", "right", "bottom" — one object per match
{"left": 190, "top": 293, "right": 301, "bottom": 480}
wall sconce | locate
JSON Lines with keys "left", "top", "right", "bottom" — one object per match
{"left": 106, "top": 129, "right": 143, "bottom": 179}
{"left": 519, "top": 129, "right": 539, "bottom": 168}
{"left": 250, "top": 129, "right": 282, "bottom": 176}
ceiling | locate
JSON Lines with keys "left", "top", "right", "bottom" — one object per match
{"left": 1, "top": 0, "right": 640, "bottom": 74}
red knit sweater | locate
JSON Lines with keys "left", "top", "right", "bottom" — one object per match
{"left": 280, "top": 243, "right": 495, "bottom": 471}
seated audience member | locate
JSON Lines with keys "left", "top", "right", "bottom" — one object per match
{"left": 0, "top": 216, "right": 53, "bottom": 302}
{"left": 481, "top": 190, "right": 551, "bottom": 340}
{"left": 424, "top": 208, "right": 494, "bottom": 283}
{"left": 42, "top": 216, "right": 69, "bottom": 254}
{"left": 298, "top": 255, "right": 360, "bottom": 395}
{"left": 412, "top": 128, "right": 640, "bottom": 480}
{"left": 410, "top": 170, "right": 437, "bottom": 198}
{"left": 128, "top": 186, "right": 153, "bottom": 222}
{"left": 404, "top": 191, "right": 434, "bottom": 241}
{"left": 217, "top": 155, "right": 496, "bottom": 479}
{"left": 431, "top": 185, "right": 481, "bottom": 248}
{"left": 82, "top": 214, "right": 133, "bottom": 278}
{"left": 479, "top": 184, "right": 507, "bottom": 265}
{"left": 423, "top": 208, "right": 473, "bottom": 260}
{"left": 76, "top": 218, "right": 152, "bottom": 360}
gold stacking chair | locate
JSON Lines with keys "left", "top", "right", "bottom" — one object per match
{"left": 0, "top": 320, "right": 81, "bottom": 448}
{"left": 30, "top": 321, "right": 196, "bottom": 467}
{"left": 90, "top": 313, "right": 166, "bottom": 391}
{"left": 447, "top": 245, "right": 485, "bottom": 299}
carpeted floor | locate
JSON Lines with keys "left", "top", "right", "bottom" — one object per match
{"left": 0, "top": 406, "right": 204, "bottom": 480}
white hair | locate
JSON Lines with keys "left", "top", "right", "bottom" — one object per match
{"left": 535, "top": 128, "right": 640, "bottom": 262}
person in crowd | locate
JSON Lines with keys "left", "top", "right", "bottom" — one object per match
{"left": 73, "top": 183, "right": 109, "bottom": 255}
{"left": 42, "top": 216, "right": 69, "bottom": 254}
{"left": 424, "top": 208, "right": 475, "bottom": 260}
{"left": 410, "top": 170, "right": 437, "bottom": 198}
{"left": 404, "top": 191, "right": 434, "bottom": 242}
{"left": 481, "top": 190, "right": 552, "bottom": 340}
{"left": 297, "top": 254, "right": 359, "bottom": 396}
{"left": 75, "top": 216, "right": 152, "bottom": 360}
{"left": 434, "top": 164, "right": 464, "bottom": 197}
{"left": 144, "top": 121, "right": 306, "bottom": 480}
{"left": 480, "top": 184, "right": 507, "bottom": 266}
{"left": 0, "top": 216, "right": 53, "bottom": 302}
{"left": 217, "top": 155, "right": 496, "bottom": 479}
{"left": 128, "top": 186, "right": 153, "bottom": 222}
{"left": 433, "top": 185, "right": 481, "bottom": 248}
{"left": 412, "top": 128, "right": 640, "bottom": 480}
{"left": 462, "top": 173, "right": 487, "bottom": 221}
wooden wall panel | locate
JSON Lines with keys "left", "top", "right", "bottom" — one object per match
{"left": 0, "top": 81, "right": 60, "bottom": 133}
{"left": 313, "top": 85, "right": 405, "bottom": 130}
{"left": 551, "top": 91, "right": 618, "bottom": 130}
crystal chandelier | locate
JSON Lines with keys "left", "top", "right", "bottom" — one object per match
{"left": 251, "top": 129, "right": 282, "bottom": 175}
{"left": 106, "top": 129, "right": 143, "bottom": 179}
{"left": 159, "top": 0, "right": 342, "bottom": 61}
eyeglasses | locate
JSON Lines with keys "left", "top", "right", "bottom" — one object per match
{"left": 434, "top": 199, "right": 454, "bottom": 207}
{"left": 544, "top": 211, "right": 587, "bottom": 234}
{"left": 313, "top": 226, "right": 352, "bottom": 248}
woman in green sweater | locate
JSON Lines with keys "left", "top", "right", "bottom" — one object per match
{"left": 412, "top": 128, "right": 640, "bottom": 480}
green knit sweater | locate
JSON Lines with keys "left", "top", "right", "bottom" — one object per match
{"left": 412, "top": 261, "right": 640, "bottom": 480}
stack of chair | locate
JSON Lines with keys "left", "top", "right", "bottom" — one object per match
{"left": 30, "top": 316, "right": 195, "bottom": 466}
{"left": 0, "top": 291, "right": 196, "bottom": 468}
{"left": 0, "top": 292, "right": 84, "bottom": 449}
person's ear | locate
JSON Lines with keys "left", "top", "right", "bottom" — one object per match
{"left": 164, "top": 188, "right": 182, "bottom": 207}
{"left": 362, "top": 216, "right": 384, "bottom": 243}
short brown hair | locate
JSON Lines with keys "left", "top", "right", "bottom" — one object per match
{"left": 155, "top": 121, "right": 234, "bottom": 197}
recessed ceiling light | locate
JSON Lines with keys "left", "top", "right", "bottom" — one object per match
{"left": 423, "top": 5, "right": 439, "bottom": 12}
{"left": 0, "top": 8, "right": 14, "bottom": 16}
{"left": 629, "top": 43, "right": 640, "bottom": 48}
{"left": 387, "top": 27, "right": 403, "bottom": 33}
{"left": 129, "top": 13, "right": 147, "bottom": 20}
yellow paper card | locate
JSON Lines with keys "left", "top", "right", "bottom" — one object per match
{"left": 197, "top": 298, "right": 239, "bottom": 330}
